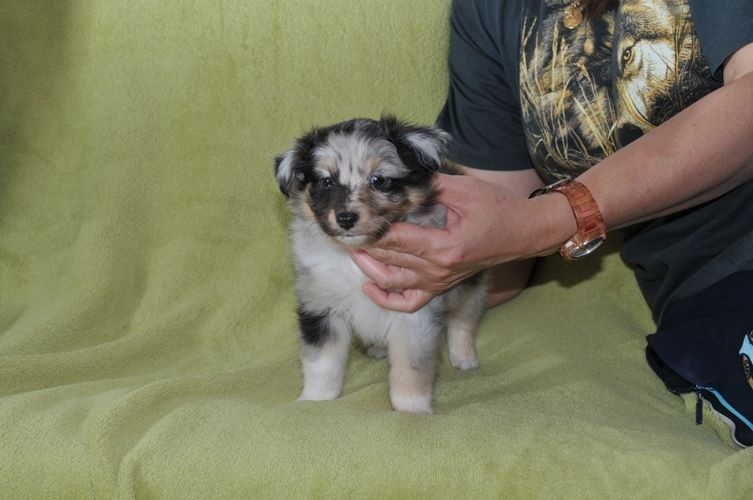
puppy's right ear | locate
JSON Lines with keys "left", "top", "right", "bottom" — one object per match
{"left": 274, "top": 149, "right": 296, "bottom": 198}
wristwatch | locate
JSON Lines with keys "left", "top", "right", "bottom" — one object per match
{"left": 529, "top": 178, "right": 607, "bottom": 260}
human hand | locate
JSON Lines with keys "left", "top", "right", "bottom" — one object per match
{"left": 350, "top": 173, "right": 564, "bottom": 312}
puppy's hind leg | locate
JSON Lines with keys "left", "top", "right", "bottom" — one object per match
{"left": 387, "top": 314, "right": 441, "bottom": 415}
{"left": 297, "top": 308, "right": 351, "bottom": 401}
{"left": 447, "top": 281, "right": 486, "bottom": 370}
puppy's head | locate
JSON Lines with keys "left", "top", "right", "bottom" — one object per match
{"left": 274, "top": 115, "right": 450, "bottom": 246}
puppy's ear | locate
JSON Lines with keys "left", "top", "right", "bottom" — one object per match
{"left": 380, "top": 115, "right": 451, "bottom": 172}
{"left": 402, "top": 127, "right": 451, "bottom": 171}
{"left": 274, "top": 149, "right": 297, "bottom": 197}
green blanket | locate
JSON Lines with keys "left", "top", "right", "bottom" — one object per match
{"left": 1, "top": 1, "right": 750, "bottom": 498}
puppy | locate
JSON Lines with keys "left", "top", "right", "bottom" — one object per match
{"left": 274, "top": 115, "right": 486, "bottom": 414}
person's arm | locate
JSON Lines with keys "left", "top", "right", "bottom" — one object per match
{"left": 578, "top": 43, "right": 753, "bottom": 230}
{"left": 352, "top": 42, "right": 753, "bottom": 313}
{"left": 352, "top": 167, "right": 544, "bottom": 309}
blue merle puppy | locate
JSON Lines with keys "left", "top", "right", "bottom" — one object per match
{"left": 274, "top": 116, "right": 486, "bottom": 414}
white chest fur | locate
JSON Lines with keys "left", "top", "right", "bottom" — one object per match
{"left": 290, "top": 218, "right": 435, "bottom": 347}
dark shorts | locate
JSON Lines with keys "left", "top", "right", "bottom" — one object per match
{"left": 646, "top": 271, "right": 753, "bottom": 445}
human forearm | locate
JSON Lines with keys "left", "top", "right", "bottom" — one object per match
{"left": 523, "top": 66, "right": 753, "bottom": 262}
{"left": 578, "top": 70, "right": 753, "bottom": 230}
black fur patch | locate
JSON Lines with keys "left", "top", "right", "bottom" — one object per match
{"left": 378, "top": 115, "right": 444, "bottom": 173}
{"left": 297, "top": 306, "right": 330, "bottom": 346}
{"left": 309, "top": 172, "right": 349, "bottom": 223}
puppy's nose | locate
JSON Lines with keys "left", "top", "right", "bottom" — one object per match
{"left": 336, "top": 212, "right": 359, "bottom": 230}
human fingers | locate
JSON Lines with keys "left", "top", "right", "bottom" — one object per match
{"left": 356, "top": 246, "right": 428, "bottom": 272}
{"left": 360, "top": 283, "right": 435, "bottom": 313}
{"left": 372, "top": 222, "right": 447, "bottom": 255}
{"left": 371, "top": 174, "right": 477, "bottom": 254}
{"left": 349, "top": 249, "right": 422, "bottom": 290}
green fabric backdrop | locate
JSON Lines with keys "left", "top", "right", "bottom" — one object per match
{"left": 1, "top": 1, "right": 751, "bottom": 498}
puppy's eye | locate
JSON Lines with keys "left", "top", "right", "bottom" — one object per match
{"left": 369, "top": 175, "right": 392, "bottom": 192}
{"left": 320, "top": 176, "right": 334, "bottom": 188}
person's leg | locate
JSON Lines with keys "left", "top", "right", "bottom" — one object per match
{"left": 646, "top": 271, "right": 753, "bottom": 448}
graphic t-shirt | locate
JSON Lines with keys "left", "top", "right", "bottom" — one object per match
{"left": 519, "top": 0, "right": 723, "bottom": 182}
{"left": 437, "top": 0, "right": 753, "bottom": 321}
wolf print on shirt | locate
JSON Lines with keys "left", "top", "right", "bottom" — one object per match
{"left": 519, "top": 0, "right": 721, "bottom": 183}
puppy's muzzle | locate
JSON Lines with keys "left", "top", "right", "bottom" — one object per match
{"left": 336, "top": 212, "right": 359, "bottom": 230}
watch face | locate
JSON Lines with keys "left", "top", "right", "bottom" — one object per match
{"left": 569, "top": 238, "right": 605, "bottom": 259}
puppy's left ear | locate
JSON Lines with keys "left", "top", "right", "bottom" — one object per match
{"left": 382, "top": 116, "right": 451, "bottom": 172}
{"left": 274, "top": 149, "right": 296, "bottom": 197}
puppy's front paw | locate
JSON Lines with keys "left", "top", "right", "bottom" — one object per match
{"left": 390, "top": 392, "right": 433, "bottom": 415}
{"left": 449, "top": 353, "right": 480, "bottom": 371}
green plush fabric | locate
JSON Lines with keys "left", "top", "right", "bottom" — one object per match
{"left": 1, "top": 1, "right": 751, "bottom": 498}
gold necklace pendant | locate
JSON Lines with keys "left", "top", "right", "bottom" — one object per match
{"left": 563, "top": 1, "right": 583, "bottom": 30}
